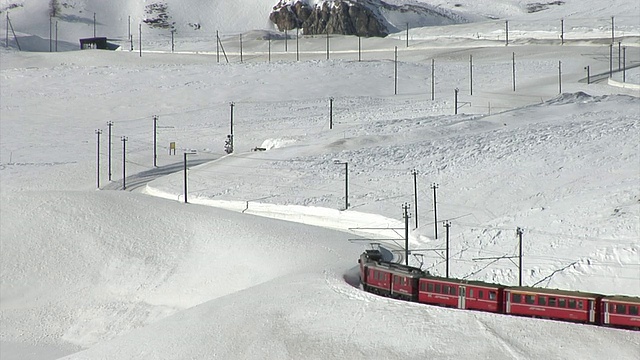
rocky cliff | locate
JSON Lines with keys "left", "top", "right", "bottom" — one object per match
{"left": 270, "top": 0, "right": 466, "bottom": 37}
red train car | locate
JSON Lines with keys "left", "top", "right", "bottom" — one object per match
{"left": 360, "top": 254, "right": 424, "bottom": 302}
{"left": 504, "top": 287, "right": 601, "bottom": 324}
{"left": 418, "top": 277, "right": 504, "bottom": 313}
{"left": 600, "top": 296, "right": 640, "bottom": 329}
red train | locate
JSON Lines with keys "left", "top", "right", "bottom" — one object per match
{"left": 358, "top": 249, "right": 640, "bottom": 330}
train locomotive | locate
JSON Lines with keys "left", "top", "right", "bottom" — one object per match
{"left": 358, "top": 249, "right": 640, "bottom": 330}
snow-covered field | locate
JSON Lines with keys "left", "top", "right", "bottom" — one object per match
{"left": 1, "top": 0, "right": 639, "bottom": 359}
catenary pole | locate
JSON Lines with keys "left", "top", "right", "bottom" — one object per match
{"left": 95, "top": 129, "right": 102, "bottom": 188}
{"left": 431, "top": 59, "right": 435, "bottom": 100}
{"left": 329, "top": 97, "right": 333, "bottom": 129}
{"left": 558, "top": 60, "right": 562, "bottom": 94}
{"left": 469, "top": 54, "right": 473, "bottom": 95}
{"left": 121, "top": 136, "right": 128, "bottom": 190}
{"left": 412, "top": 169, "right": 419, "bottom": 229}
{"left": 512, "top": 52, "right": 516, "bottom": 92}
{"left": 394, "top": 46, "right": 398, "bottom": 95}
{"left": 403, "top": 203, "right": 410, "bottom": 265}
{"left": 107, "top": 121, "right": 113, "bottom": 180}
{"left": 153, "top": 115, "right": 157, "bottom": 167}
{"left": 517, "top": 227, "right": 524, "bottom": 286}
{"left": 444, "top": 221, "right": 451, "bottom": 278}
{"left": 431, "top": 183, "right": 439, "bottom": 239}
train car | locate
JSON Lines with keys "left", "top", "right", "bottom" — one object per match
{"left": 418, "top": 277, "right": 504, "bottom": 313}
{"left": 359, "top": 249, "right": 384, "bottom": 283}
{"left": 504, "top": 287, "right": 601, "bottom": 324}
{"left": 360, "top": 258, "right": 424, "bottom": 302}
{"left": 600, "top": 296, "right": 640, "bottom": 329}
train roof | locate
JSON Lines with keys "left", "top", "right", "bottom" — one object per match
{"left": 506, "top": 286, "right": 603, "bottom": 299}
{"left": 421, "top": 275, "right": 505, "bottom": 289}
{"left": 601, "top": 295, "right": 640, "bottom": 304}
{"left": 368, "top": 260, "right": 426, "bottom": 277}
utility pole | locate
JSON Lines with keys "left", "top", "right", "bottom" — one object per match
{"left": 95, "top": 129, "right": 102, "bottom": 188}
{"left": 329, "top": 97, "right": 334, "bottom": 130}
{"left": 326, "top": 28, "right": 330, "bottom": 60}
{"left": 431, "top": 183, "right": 439, "bottom": 239}
{"left": 153, "top": 115, "right": 158, "bottom": 167}
{"left": 444, "top": 221, "right": 451, "bottom": 278}
{"left": 618, "top": 41, "right": 621, "bottom": 71}
{"left": 505, "top": 20, "right": 509, "bottom": 46}
{"left": 411, "top": 169, "right": 419, "bottom": 229}
{"left": 560, "top": 18, "right": 564, "bottom": 45}
{"left": 55, "top": 20, "right": 58, "bottom": 52}
{"left": 49, "top": 16, "right": 52, "bottom": 52}
{"left": 406, "top": 23, "right": 409, "bottom": 47}
{"left": 454, "top": 88, "right": 459, "bottom": 115}
{"left": 334, "top": 161, "right": 349, "bottom": 210}
{"left": 609, "top": 43, "right": 613, "bottom": 78}
{"left": 171, "top": 29, "right": 175, "bottom": 53}
{"left": 296, "top": 28, "right": 299, "bottom": 61}
{"left": 128, "top": 16, "right": 131, "bottom": 46}
{"left": 611, "top": 16, "right": 615, "bottom": 44}
{"left": 623, "top": 46, "right": 626, "bottom": 82}
{"left": 139, "top": 23, "right": 142, "bottom": 57}
{"left": 358, "top": 36, "right": 361, "bottom": 62}
{"left": 394, "top": 46, "right": 398, "bottom": 95}
{"left": 183, "top": 152, "right": 193, "bottom": 203}
{"left": 268, "top": 34, "right": 271, "bottom": 62}
{"left": 431, "top": 59, "right": 435, "bottom": 100}
{"left": 5, "top": 12, "right": 8, "bottom": 48}
{"left": 469, "top": 54, "right": 473, "bottom": 95}
{"left": 240, "top": 33, "right": 243, "bottom": 63}
{"left": 512, "top": 52, "right": 516, "bottom": 92}
{"left": 107, "top": 121, "right": 113, "bottom": 181}
{"left": 285, "top": 29, "right": 288, "bottom": 52}
{"left": 585, "top": 65, "right": 590, "bottom": 84}
{"left": 224, "top": 102, "right": 235, "bottom": 153}
{"left": 121, "top": 136, "right": 128, "bottom": 190}
{"left": 558, "top": 60, "right": 562, "bottom": 94}
{"left": 517, "top": 227, "right": 524, "bottom": 286}
{"left": 216, "top": 30, "right": 220, "bottom": 63}
{"left": 93, "top": 12, "right": 96, "bottom": 38}
{"left": 403, "top": 203, "right": 411, "bottom": 265}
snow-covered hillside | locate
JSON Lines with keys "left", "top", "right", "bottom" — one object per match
{"left": 1, "top": 0, "right": 639, "bottom": 359}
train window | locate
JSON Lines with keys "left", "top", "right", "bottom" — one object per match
{"left": 630, "top": 306, "right": 639, "bottom": 315}
{"left": 394, "top": 275, "right": 398, "bottom": 283}
{"left": 435, "top": 284, "right": 441, "bottom": 293}
{"left": 578, "top": 301, "right": 584, "bottom": 310}
{"left": 512, "top": 294, "right": 522, "bottom": 303}
{"left": 469, "top": 289, "right": 474, "bottom": 297}
{"left": 568, "top": 299, "right": 576, "bottom": 309}
{"left": 549, "top": 297, "right": 557, "bottom": 307}
{"left": 478, "top": 290, "right": 484, "bottom": 299}
{"left": 616, "top": 304, "right": 626, "bottom": 314}
{"left": 525, "top": 295, "right": 535, "bottom": 304}
{"left": 427, "top": 283, "right": 434, "bottom": 292}
{"left": 558, "top": 298, "right": 566, "bottom": 308}
{"left": 489, "top": 291, "right": 496, "bottom": 300}
{"left": 443, "top": 285, "right": 450, "bottom": 294}
{"left": 420, "top": 283, "right": 425, "bottom": 291}
{"left": 538, "top": 296, "right": 547, "bottom": 306}
{"left": 450, "top": 287, "right": 457, "bottom": 296}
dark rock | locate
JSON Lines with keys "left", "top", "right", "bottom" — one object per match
{"left": 270, "top": 0, "right": 387, "bottom": 37}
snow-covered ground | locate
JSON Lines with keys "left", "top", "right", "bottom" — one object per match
{"left": 1, "top": 1, "right": 639, "bottom": 359}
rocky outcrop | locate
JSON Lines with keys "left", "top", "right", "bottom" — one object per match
{"left": 270, "top": 0, "right": 387, "bottom": 37}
